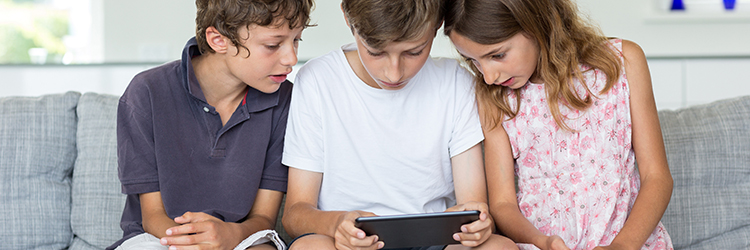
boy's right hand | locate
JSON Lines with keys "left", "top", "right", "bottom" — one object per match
{"left": 334, "top": 210, "right": 384, "bottom": 250}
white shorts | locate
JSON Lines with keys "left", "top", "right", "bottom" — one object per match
{"left": 116, "top": 229, "right": 286, "bottom": 250}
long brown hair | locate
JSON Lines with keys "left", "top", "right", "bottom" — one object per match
{"left": 444, "top": 0, "right": 621, "bottom": 131}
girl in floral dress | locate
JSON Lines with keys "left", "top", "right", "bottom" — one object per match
{"left": 443, "top": 0, "right": 674, "bottom": 249}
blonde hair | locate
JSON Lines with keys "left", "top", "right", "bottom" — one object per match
{"left": 444, "top": 0, "right": 621, "bottom": 131}
{"left": 342, "top": 0, "right": 443, "bottom": 49}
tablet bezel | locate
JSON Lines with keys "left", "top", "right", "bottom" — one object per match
{"left": 354, "top": 210, "right": 480, "bottom": 248}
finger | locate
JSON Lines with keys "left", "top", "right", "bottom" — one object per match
{"left": 165, "top": 222, "right": 201, "bottom": 236}
{"left": 444, "top": 204, "right": 465, "bottom": 212}
{"left": 160, "top": 234, "right": 199, "bottom": 247}
{"left": 349, "top": 235, "right": 380, "bottom": 248}
{"left": 174, "top": 211, "right": 212, "bottom": 224}
{"left": 453, "top": 230, "right": 483, "bottom": 241}
{"left": 461, "top": 216, "right": 492, "bottom": 234}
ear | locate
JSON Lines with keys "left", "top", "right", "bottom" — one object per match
{"left": 341, "top": 3, "right": 353, "bottom": 34}
{"left": 205, "top": 26, "right": 229, "bottom": 54}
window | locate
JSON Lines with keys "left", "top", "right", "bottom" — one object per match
{"left": 0, "top": 0, "right": 100, "bottom": 64}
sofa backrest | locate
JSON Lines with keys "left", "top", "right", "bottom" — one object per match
{"left": 3, "top": 91, "right": 749, "bottom": 250}
{"left": 658, "top": 95, "right": 750, "bottom": 250}
{"left": 69, "top": 92, "right": 126, "bottom": 249}
{"left": 0, "top": 92, "right": 80, "bottom": 249}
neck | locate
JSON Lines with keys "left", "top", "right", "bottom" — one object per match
{"left": 344, "top": 50, "right": 379, "bottom": 89}
{"left": 192, "top": 54, "right": 247, "bottom": 107}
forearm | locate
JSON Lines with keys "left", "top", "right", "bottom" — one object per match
{"left": 236, "top": 213, "right": 278, "bottom": 239}
{"left": 140, "top": 192, "right": 179, "bottom": 238}
{"left": 491, "top": 202, "right": 548, "bottom": 247}
{"left": 283, "top": 202, "right": 347, "bottom": 238}
{"left": 608, "top": 174, "right": 673, "bottom": 250}
{"left": 142, "top": 213, "right": 180, "bottom": 238}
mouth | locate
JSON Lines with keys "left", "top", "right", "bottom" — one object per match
{"left": 498, "top": 77, "right": 514, "bottom": 87}
{"left": 379, "top": 80, "right": 405, "bottom": 88}
{"left": 269, "top": 73, "right": 289, "bottom": 83}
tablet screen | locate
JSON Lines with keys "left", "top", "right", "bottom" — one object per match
{"left": 354, "top": 210, "right": 480, "bottom": 248}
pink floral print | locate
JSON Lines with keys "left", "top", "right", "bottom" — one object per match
{"left": 503, "top": 40, "right": 673, "bottom": 250}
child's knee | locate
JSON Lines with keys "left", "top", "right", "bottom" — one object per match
{"left": 482, "top": 234, "right": 518, "bottom": 250}
{"left": 288, "top": 234, "right": 335, "bottom": 250}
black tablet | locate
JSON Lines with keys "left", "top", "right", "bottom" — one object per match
{"left": 354, "top": 210, "right": 480, "bottom": 248}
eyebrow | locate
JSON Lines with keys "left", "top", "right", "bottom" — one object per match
{"left": 363, "top": 40, "right": 430, "bottom": 52}
{"left": 480, "top": 47, "right": 504, "bottom": 59}
{"left": 457, "top": 46, "right": 503, "bottom": 61}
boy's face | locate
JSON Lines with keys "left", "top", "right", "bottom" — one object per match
{"left": 352, "top": 26, "right": 436, "bottom": 90}
{"left": 225, "top": 22, "right": 304, "bottom": 93}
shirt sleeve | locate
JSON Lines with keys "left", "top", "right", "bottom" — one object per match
{"left": 281, "top": 64, "right": 325, "bottom": 173}
{"left": 117, "top": 77, "right": 160, "bottom": 195}
{"left": 448, "top": 63, "right": 484, "bottom": 158}
{"left": 259, "top": 81, "right": 293, "bottom": 192}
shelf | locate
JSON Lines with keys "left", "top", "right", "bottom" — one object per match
{"left": 646, "top": 11, "right": 750, "bottom": 23}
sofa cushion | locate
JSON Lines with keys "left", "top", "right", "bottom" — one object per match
{"left": 69, "top": 93, "right": 126, "bottom": 250}
{"left": 0, "top": 92, "right": 80, "bottom": 249}
{"left": 658, "top": 95, "right": 750, "bottom": 250}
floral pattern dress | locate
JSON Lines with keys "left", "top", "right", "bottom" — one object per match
{"left": 502, "top": 40, "right": 673, "bottom": 250}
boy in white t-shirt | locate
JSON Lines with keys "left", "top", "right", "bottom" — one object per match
{"left": 281, "top": 0, "right": 517, "bottom": 249}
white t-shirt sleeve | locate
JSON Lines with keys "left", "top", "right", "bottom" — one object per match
{"left": 447, "top": 63, "right": 484, "bottom": 158}
{"left": 282, "top": 63, "right": 325, "bottom": 173}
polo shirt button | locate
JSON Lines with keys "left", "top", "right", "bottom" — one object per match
{"left": 203, "top": 107, "right": 209, "bottom": 112}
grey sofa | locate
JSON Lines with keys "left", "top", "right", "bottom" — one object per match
{"left": 0, "top": 91, "right": 748, "bottom": 250}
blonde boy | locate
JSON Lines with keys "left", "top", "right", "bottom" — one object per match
{"left": 281, "top": 0, "right": 516, "bottom": 249}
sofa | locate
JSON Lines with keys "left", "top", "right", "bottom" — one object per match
{"left": 0, "top": 91, "right": 748, "bottom": 250}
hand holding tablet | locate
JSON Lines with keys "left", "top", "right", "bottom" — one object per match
{"left": 354, "top": 210, "right": 481, "bottom": 248}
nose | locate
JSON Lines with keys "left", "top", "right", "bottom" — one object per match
{"left": 383, "top": 56, "right": 403, "bottom": 83}
{"left": 280, "top": 45, "right": 298, "bottom": 67}
{"left": 479, "top": 62, "right": 499, "bottom": 85}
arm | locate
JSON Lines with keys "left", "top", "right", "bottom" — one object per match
{"left": 282, "top": 167, "right": 381, "bottom": 249}
{"left": 448, "top": 143, "right": 494, "bottom": 247}
{"left": 158, "top": 189, "right": 285, "bottom": 249}
{"left": 597, "top": 40, "right": 673, "bottom": 250}
{"left": 140, "top": 191, "right": 180, "bottom": 239}
{"left": 483, "top": 113, "right": 569, "bottom": 250}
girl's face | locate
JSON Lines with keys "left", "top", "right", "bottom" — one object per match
{"left": 350, "top": 27, "right": 435, "bottom": 90}
{"left": 449, "top": 31, "right": 541, "bottom": 89}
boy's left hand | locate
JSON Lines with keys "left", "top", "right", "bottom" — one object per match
{"left": 159, "top": 211, "right": 245, "bottom": 250}
{"left": 445, "top": 202, "right": 494, "bottom": 247}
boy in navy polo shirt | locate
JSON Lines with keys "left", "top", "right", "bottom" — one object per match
{"left": 108, "top": 1, "right": 313, "bottom": 249}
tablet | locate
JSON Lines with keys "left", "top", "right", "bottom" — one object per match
{"left": 354, "top": 210, "right": 480, "bottom": 248}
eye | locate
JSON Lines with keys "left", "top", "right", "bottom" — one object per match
{"left": 406, "top": 50, "right": 423, "bottom": 56}
{"left": 367, "top": 49, "right": 385, "bottom": 57}
{"left": 266, "top": 44, "right": 281, "bottom": 50}
{"left": 491, "top": 52, "right": 506, "bottom": 60}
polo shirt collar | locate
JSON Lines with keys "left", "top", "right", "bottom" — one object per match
{"left": 180, "top": 37, "right": 281, "bottom": 114}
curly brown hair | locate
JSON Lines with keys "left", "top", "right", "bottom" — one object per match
{"left": 444, "top": 0, "right": 621, "bottom": 131}
{"left": 195, "top": 0, "right": 315, "bottom": 55}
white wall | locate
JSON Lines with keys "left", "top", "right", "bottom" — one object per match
{"left": 96, "top": 0, "right": 750, "bottom": 61}
{"left": 2, "top": 0, "right": 749, "bottom": 111}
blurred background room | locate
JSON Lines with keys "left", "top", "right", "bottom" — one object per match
{"left": 1, "top": 0, "right": 749, "bottom": 110}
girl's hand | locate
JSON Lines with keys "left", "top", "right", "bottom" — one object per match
{"left": 446, "top": 202, "right": 494, "bottom": 247}
{"left": 542, "top": 235, "right": 570, "bottom": 250}
{"left": 334, "top": 210, "right": 384, "bottom": 250}
{"left": 159, "top": 211, "right": 244, "bottom": 250}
